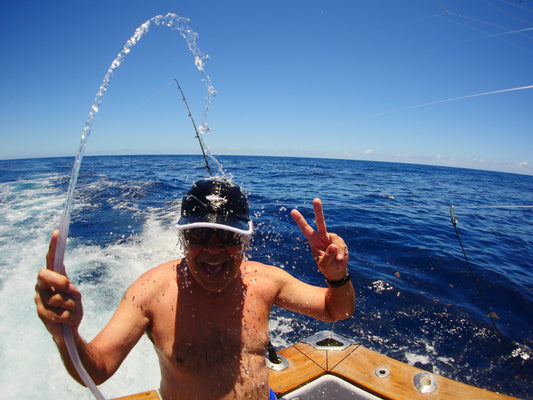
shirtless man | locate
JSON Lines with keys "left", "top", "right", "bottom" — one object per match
{"left": 35, "top": 177, "right": 355, "bottom": 400}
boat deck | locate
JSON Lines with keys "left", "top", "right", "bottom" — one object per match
{"left": 112, "top": 390, "right": 160, "bottom": 400}
{"left": 270, "top": 341, "right": 521, "bottom": 399}
{"left": 111, "top": 335, "right": 522, "bottom": 400}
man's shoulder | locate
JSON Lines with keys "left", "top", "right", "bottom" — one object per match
{"left": 241, "top": 260, "right": 300, "bottom": 302}
{"left": 243, "top": 260, "right": 293, "bottom": 281}
{"left": 140, "top": 259, "right": 181, "bottom": 278}
{"left": 127, "top": 259, "right": 181, "bottom": 297}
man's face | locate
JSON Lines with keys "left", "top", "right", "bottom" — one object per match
{"left": 184, "top": 229, "right": 245, "bottom": 293}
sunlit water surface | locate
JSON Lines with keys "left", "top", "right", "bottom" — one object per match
{"left": 0, "top": 155, "right": 531, "bottom": 399}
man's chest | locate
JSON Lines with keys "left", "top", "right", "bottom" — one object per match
{"left": 150, "top": 288, "right": 271, "bottom": 369}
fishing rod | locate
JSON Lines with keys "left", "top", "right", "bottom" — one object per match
{"left": 449, "top": 206, "right": 532, "bottom": 387}
{"left": 174, "top": 79, "right": 213, "bottom": 176}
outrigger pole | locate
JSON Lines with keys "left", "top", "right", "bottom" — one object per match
{"left": 174, "top": 79, "right": 213, "bottom": 176}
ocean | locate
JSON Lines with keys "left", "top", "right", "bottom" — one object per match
{"left": 0, "top": 154, "right": 531, "bottom": 399}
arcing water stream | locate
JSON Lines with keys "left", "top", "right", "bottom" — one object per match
{"left": 52, "top": 13, "right": 215, "bottom": 399}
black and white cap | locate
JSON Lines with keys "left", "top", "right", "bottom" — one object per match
{"left": 175, "top": 177, "right": 253, "bottom": 235}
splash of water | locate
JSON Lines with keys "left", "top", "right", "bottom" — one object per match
{"left": 52, "top": 13, "right": 217, "bottom": 400}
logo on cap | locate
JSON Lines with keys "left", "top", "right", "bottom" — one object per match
{"left": 205, "top": 194, "right": 228, "bottom": 210}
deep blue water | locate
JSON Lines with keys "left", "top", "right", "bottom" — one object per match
{"left": 0, "top": 155, "right": 531, "bottom": 399}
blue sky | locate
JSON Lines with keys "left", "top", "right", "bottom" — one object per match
{"left": 1, "top": 0, "right": 532, "bottom": 175}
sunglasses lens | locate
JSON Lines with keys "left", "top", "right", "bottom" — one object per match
{"left": 183, "top": 228, "right": 243, "bottom": 246}
{"left": 217, "top": 230, "right": 242, "bottom": 246}
{"left": 183, "top": 228, "right": 211, "bottom": 244}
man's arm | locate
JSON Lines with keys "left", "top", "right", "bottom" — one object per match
{"left": 274, "top": 198, "right": 355, "bottom": 321}
{"left": 273, "top": 267, "right": 354, "bottom": 322}
{"left": 35, "top": 230, "right": 149, "bottom": 385}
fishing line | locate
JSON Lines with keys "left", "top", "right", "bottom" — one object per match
{"left": 444, "top": 10, "right": 533, "bottom": 41}
{"left": 435, "top": 9, "right": 533, "bottom": 54}
{"left": 449, "top": 205, "right": 533, "bottom": 387}
{"left": 481, "top": 0, "right": 533, "bottom": 25}
{"left": 111, "top": 79, "right": 176, "bottom": 125}
{"left": 476, "top": 26, "right": 533, "bottom": 39}
{"left": 497, "top": 0, "right": 533, "bottom": 16}
{"left": 307, "top": 203, "right": 533, "bottom": 211}
{"left": 174, "top": 79, "right": 213, "bottom": 176}
{"left": 450, "top": 25, "right": 533, "bottom": 51}
{"left": 360, "top": 84, "right": 533, "bottom": 119}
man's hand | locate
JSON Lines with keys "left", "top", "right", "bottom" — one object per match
{"left": 35, "top": 230, "right": 83, "bottom": 341}
{"left": 291, "top": 198, "right": 349, "bottom": 281}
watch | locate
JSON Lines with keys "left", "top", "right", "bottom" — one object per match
{"left": 326, "top": 271, "right": 351, "bottom": 288}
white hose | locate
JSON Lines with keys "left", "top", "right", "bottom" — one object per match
{"left": 54, "top": 213, "right": 107, "bottom": 400}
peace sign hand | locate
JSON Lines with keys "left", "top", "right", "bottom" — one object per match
{"left": 290, "top": 198, "right": 349, "bottom": 281}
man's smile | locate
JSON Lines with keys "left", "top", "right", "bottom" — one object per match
{"left": 200, "top": 260, "right": 228, "bottom": 279}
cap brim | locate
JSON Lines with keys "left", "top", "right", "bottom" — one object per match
{"left": 175, "top": 217, "right": 253, "bottom": 236}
